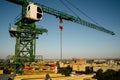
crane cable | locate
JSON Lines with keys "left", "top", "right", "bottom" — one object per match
{"left": 59, "top": 0, "right": 80, "bottom": 18}
{"left": 61, "top": 0, "right": 102, "bottom": 26}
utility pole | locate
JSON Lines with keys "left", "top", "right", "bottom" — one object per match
{"left": 59, "top": 18, "right": 63, "bottom": 61}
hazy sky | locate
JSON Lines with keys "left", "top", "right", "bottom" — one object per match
{"left": 0, "top": 0, "right": 120, "bottom": 59}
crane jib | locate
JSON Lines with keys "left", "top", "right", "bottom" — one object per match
{"left": 39, "top": 4, "right": 115, "bottom": 35}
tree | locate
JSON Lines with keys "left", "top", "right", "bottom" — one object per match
{"left": 93, "top": 69, "right": 120, "bottom": 80}
{"left": 103, "top": 69, "right": 116, "bottom": 80}
{"left": 94, "top": 69, "right": 103, "bottom": 80}
{"left": 85, "top": 66, "right": 93, "bottom": 74}
{"left": 58, "top": 66, "right": 72, "bottom": 76}
{"left": 116, "top": 70, "right": 120, "bottom": 80}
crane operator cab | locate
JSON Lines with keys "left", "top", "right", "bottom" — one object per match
{"left": 25, "top": 2, "right": 43, "bottom": 23}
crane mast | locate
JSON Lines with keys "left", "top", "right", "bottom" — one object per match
{"left": 7, "top": 0, "right": 115, "bottom": 74}
{"left": 7, "top": 0, "right": 48, "bottom": 74}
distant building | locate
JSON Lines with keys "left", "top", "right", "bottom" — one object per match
{"left": 70, "top": 58, "right": 87, "bottom": 71}
{"left": 93, "top": 59, "right": 106, "bottom": 64}
{"left": 70, "top": 58, "right": 87, "bottom": 65}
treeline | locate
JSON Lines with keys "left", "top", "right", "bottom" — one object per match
{"left": 93, "top": 69, "right": 120, "bottom": 80}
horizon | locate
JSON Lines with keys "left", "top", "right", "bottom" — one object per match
{"left": 0, "top": 0, "right": 120, "bottom": 59}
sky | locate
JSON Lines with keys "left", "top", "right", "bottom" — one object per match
{"left": 0, "top": 0, "right": 120, "bottom": 59}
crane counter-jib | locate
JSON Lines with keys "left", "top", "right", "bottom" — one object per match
{"left": 38, "top": 4, "right": 115, "bottom": 35}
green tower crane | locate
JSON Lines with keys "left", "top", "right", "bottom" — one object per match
{"left": 7, "top": 0, "right": 48, "bottom": 74}
{"left": 7, "top": 0, "right": 115, "bottom": 74}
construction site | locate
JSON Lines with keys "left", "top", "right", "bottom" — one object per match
{"left": 0, "top": 0, "right": 120, "bottom": 80}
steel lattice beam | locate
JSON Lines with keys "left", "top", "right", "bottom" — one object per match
{"left": 38, "top": 4, "right": 115, "bottom": 35}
